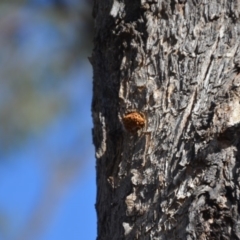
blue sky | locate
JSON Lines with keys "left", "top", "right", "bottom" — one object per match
{"left": 0, "top": 1, "right": 96, "bottom": 239}
{"left": 0, "top": 70, "right": 96, "bottom": 240}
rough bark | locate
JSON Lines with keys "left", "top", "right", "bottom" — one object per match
{"left": 92, "top": 1, "right": 240, "bottom": 239}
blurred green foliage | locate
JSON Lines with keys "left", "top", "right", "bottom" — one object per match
{"left": 0, "top": 0, "right": 93, "bottom": 155}
{"left": 0, "top": 1, "right": 95, "bottom": 239}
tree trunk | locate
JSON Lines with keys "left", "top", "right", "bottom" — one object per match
{"left": 92, "top": 1, "right": 240, "bottom": 239}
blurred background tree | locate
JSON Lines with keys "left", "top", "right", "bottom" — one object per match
{"left": 0, "top": 0, "right": 95, "bottom": 239}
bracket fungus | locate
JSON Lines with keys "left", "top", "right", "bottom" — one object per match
{"left": 122, "top": 112, "right": 146, "bottom": 133}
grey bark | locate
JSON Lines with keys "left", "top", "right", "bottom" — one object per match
{"left": 92, "top": 1, "right": 240, "bottom": 239}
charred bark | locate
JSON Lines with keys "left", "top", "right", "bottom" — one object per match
{"left": 92, "top": 1, "right": 240, "bottom": 239}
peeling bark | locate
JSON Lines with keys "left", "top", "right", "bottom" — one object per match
{"left": 92, "top": 1, "right": 240, "bottom": 239}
